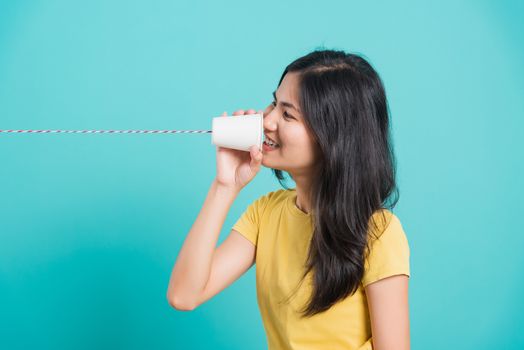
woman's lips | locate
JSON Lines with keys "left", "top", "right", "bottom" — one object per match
{"left": 264, "top": 134, "right": 280, "bottom": 145}
{"left": 263, "top": 140, "right": 280, "bottom": 151}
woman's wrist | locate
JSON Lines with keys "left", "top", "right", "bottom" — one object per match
{"left": 212, "top": 179, "right": 242, "bottom": 197}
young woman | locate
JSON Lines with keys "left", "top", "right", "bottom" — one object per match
{"left": 167, "top": 49, "right": 410, "bottom": 350}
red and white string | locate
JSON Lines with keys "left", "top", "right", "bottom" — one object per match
{"left": 0, "top": 129, "right": 212, "bottom": 134}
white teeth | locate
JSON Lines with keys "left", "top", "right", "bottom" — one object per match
{"left": 264, "top": 137, "right": 279, "bottom": 147}
{"left": 264, "top": 140, "right": 279, "bottom": 147}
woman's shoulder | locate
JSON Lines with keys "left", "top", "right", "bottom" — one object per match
{"left": 368, "top": 209, "right": 404, "bottom": 241}
{"left": 256, "top": 188, "right": 294, "bottom": 204}
{"left": 363, "top": 209, "right": 410, "bottom": 286}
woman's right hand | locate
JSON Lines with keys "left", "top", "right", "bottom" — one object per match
{"left": 215, "top": 109, "right": 264, "bottom": 191}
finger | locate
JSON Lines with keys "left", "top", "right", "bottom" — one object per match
{"left": 249, "top": 145, "right": 263, "bottom": 168}
{"left": 246, "top": 109, "right": 256, "bottom": 115}
{"left": 249, "top": 145, "right": 256, "bottom": 157}
{"left": 233, "top": 110, "right": 244, "bottom": 116}
{"left": 221, "top": 111, "right": 227, "bottom": 116}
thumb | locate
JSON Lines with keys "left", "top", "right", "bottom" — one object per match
{"left": 249, "top": 145, "right": 262, "bottom": 166}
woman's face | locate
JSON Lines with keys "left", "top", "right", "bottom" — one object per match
{"left": 262, "top": 72, "right": 320, "bottom": 176}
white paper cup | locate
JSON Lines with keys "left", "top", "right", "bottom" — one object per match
{"left": 211, "top": 113, "right": 263, "bottom": 152}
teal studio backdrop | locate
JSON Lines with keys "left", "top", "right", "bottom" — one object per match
{"left": 0, "top": 1, "right": 523, "bottom": 349}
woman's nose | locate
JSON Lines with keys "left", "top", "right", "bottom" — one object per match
{"left": 263, "top": 109, "right": 278, "bottom": 131}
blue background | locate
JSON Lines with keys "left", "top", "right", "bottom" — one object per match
{"left": 1, "top": 1, "right": 523, "bottom": 349}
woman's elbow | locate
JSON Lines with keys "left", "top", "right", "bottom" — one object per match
{"left": 167, "top": 292, "right": 199, "bottom": 311}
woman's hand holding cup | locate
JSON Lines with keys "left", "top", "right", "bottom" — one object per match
{"left": 215, "top": 109, "right": 264, "bottom": 191}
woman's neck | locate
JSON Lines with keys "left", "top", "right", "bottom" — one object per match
{"left": 292, "top": 173, "right": 314, "bottom": 214}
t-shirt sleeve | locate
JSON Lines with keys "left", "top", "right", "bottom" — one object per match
{"left": 231, "top": 191, "right": 273, "bottom": 246}
{"left": 361, "top": 213, "right": 410, "bottom": 287}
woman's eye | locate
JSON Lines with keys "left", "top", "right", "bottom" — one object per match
{"left": 270, "top": 100, "right": 294, "bottom": 120}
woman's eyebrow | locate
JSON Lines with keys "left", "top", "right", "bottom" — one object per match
{"left": 273, "top": 91, "right": 300, "bottom": 113}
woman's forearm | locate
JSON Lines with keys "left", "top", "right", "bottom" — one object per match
{"left": 166, "top": 180, "right": 240, "bottom": 310}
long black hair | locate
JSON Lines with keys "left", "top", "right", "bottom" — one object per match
{"left": 272, "top": 49, "right": 399, "bottom": 317}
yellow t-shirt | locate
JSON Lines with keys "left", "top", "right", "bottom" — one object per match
{"left": 232, "top": 189, "right": 410, "bottom": 350}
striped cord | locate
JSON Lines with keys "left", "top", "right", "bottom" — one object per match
{"left": 0, "top": 129, "right": 212, "bottom": 134}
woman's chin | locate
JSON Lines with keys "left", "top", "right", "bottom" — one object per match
{"left": 262, "top": 161, "right": 285, "bottom": 172}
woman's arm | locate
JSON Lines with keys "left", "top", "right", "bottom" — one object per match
{"left": 166, "top": 109, "right": 264, "bottom": 311}
{"left": 166, "top": 180, "right": 242, "bottom": 310}
{"left": 365, "top": 274, "right": 410, "bottom": 350}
